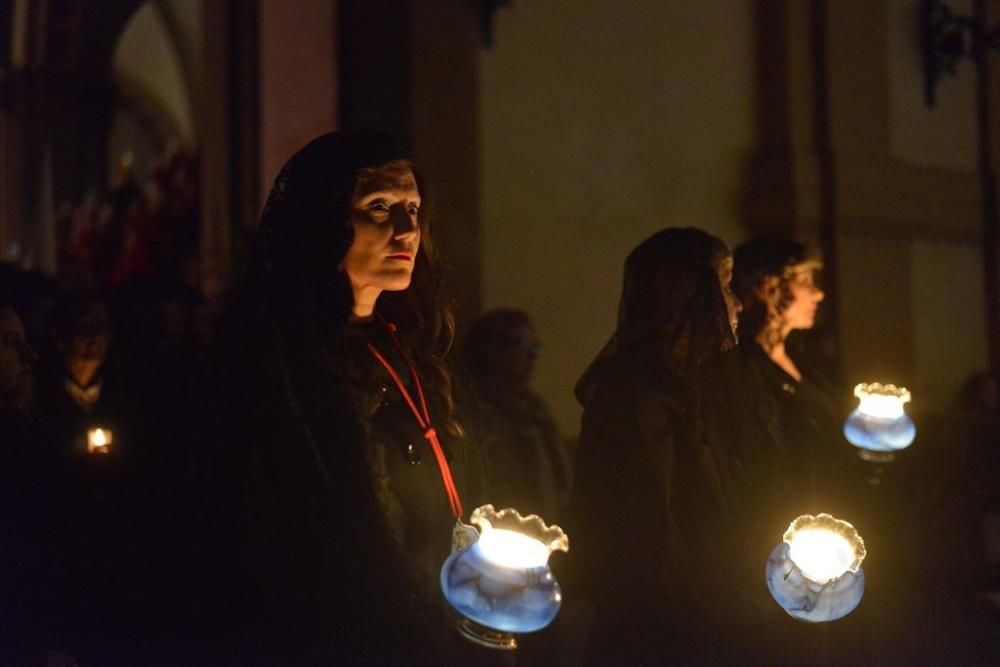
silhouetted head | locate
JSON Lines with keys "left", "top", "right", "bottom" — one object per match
{"left": 52, "top": 294, "right": 111, "bottom": 388}
{"left": 464, "top": 308, "right": 541, "bottom": 387}
{"left": 617, "top": 227, "right": 736, "bottom": 375}
{"left": 0, "top": 306, "right": 38, "bottom": 414}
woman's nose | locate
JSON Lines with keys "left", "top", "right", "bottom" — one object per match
{"left": 391, "top": 205, "right": 418, "bottom": 238}
{"left": 814, "top": 287, "right": 825, "bottom": 302}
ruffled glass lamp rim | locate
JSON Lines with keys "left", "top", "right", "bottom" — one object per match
{"left": 470, "top": 504, "right": 569, "bottom": 554}
{"left": 853, "top": 382, "right": 911, "bottom": 402}
{"left": 783, "top": 513, "right": 866, "bottom": 576}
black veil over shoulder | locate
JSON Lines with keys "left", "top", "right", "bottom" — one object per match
{"left": 567, "top": 229, "right": 784, "bottom": 662}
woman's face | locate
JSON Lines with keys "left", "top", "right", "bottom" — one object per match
{"left": 0, "top": 308, "right": 36, "bottom": 410}
{"left": 61, "top": 306, "right": 110, "bottom": 368}
{"left": 342, "top": 165, "right": 422, "bottom": 301}
{"left": 782, "top": 266, "right": 824, "bottom": 330}
{"left": 716, "top": 255, "right": 742, "bottom": 335}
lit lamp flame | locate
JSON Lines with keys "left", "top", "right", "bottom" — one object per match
{"left": 843, "top": 383, "right": 916, "bottom": 462}
{"left": 856, "top": 384, "right": 909, "bottom": 419}
{"left": 477, "top": 529, "right": 551, "bottom": 569}
{"left": 785, "top": 514, "right": 865, "bottom": 583}
{"left": 87, "top": 427, "right": 112, "bottom": 455}
{"left": 440, "top": 505, "right": 569, "bottom": 650}
{"left": 766, "top": 513, "right": 866, "bottom": 622}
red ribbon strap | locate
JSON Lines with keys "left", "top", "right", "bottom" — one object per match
{"left": 366, "top": 324, "right": 463, "bottom": 520}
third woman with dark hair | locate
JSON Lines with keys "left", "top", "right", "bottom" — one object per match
{"left": 732, "top": 237, "right": 848, "bottom": 513}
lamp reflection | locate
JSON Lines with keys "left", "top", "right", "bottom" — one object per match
{"left": 87, "top": 427, "right": 112, "bottom": 455}
{"left": 440, "top": 505, "right": 569, "bottom": 650}
{"left": 765, "top": 513, "right": 866, "bottom": 623}
{"left": 843, "top": 383, "right": 915, "bottom": 462}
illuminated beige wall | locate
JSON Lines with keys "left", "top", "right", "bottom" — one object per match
{"left": 911, "top": 240, "right": 987, "bottom": 409}
{"left": 480, "top": 1, "right": 757, "bottom": 436}
{"left": 835, "top": 0, "right": 987, "bottom": 414}
{"left": 888, "top": 0, "right": 987, "bottom": 412}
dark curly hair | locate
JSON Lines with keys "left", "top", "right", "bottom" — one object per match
{"left": 732, "top": 236, "right": 822, "bottom": 351}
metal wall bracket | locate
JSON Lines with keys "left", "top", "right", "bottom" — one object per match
{"left": 922, "top": 0, "right": 1000, "bottom": 107}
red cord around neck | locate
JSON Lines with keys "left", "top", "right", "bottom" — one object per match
{"left": 365, "top": 321, "right": 463, "bottom": 520}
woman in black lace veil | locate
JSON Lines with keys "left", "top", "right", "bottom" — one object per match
{"left": 205, "top": 131, "right": 484, "bottom": 663}
{"left": 567, "top": 227, "right": 779, "bottom": 664}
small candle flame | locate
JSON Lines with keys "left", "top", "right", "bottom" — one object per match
{"left": 87, "top": 428, "right": 112, "bottom": 454}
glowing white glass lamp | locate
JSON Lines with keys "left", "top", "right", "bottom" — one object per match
{"left": 440, "top": 505, "right": 569, "bottom": 650}
{"left": 765, "top": 513, "right": 866, "bottom": 623}
{"left": 843, "top": 383, "right": 915, "bottom": 462}
{"left": 87, "top": 427, "right": 113, "bottom": 455}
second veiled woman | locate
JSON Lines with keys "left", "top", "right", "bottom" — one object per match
{"left": 566, "top": 227, "right": 770, "bottom": 664}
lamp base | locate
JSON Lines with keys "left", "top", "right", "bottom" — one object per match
{"left": 456, "top": 619, "right": 518, "bottom": 650}
{"left": 857, "top": 450, "right": 896, "bottom": 463}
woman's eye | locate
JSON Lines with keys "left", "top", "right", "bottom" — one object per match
{"left": 368, "top": 200, "right": 389, "bottom": 212}
{"left": 407, "top": 205, "right": 420, "bottom": 215}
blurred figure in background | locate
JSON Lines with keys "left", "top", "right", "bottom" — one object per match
{"left": 35, "top": 293, "right": 123, "bottom": 460}
{"left": 0, "top": 304, "right": 38, "bottom": 421}
{"left": 32, "top": 293, "right": 145, "bottom": 663}
{"left": 0, "top": 265, "right": 58, "bottom": 357}
{"left": 0, "top": 304, "right": 70, "bottom": 663}
{"left": 463, "top": 308, "right": 570, "bottom": 521}
{"left": 960, "top": 372, "right": 1000, "bottom": 592}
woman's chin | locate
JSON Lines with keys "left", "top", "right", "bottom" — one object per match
{"left": 789, "top": 313, "right": 817, "bottom": 330}
{"left": 382, "top": 276, "right": 413, "bottom": 292}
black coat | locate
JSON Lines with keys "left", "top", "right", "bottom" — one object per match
{"left": 202, "top": 319, "right": 486, "bottom": 665}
